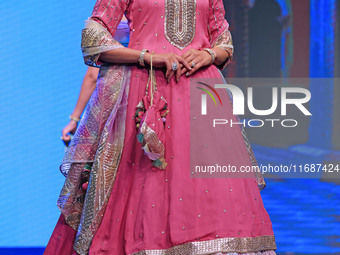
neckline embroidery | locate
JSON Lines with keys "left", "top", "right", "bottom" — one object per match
{"left": 164, "top": 0, "right": 197, "bottom": 50}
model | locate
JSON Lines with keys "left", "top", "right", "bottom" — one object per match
{"left": 45, "top": 0, "right": 277, "bottom": 254}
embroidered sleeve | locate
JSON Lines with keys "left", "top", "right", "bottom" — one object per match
{"left": 81, "top": 0, "right": 130, "bottom": 67}
{"left": 207, "top": 0, "right": 234, "bottom": 70}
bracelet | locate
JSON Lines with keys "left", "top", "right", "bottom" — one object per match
{"left": 69, "top": 115, "right": 81, "bottom": 123}
{"left": 202, "top": 48, "right": 216, "bottom": 65}
{"left": 138, "top": 49, "right": 149, "bottom": 66}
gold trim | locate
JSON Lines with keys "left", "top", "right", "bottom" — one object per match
{"left": 212, "top": 29, "right": 234, "bottom": 70}
{"left": 81, "top": 19, "right": 124, "bottom": 67}
{"left": 164, "top": 0, "right": 197, "bottom": 50}
{"left": 131, "top": 236, "right": 276, "bottom": 255}
{"left": 57, "top": 64, "right": 131, "bottom": 255}
{"left": 72, "top": 67, "right": 131, "bottom": 255}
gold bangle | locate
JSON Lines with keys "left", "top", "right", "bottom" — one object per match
{"left": 69, "top": 115, "right": 80, "bottom": 123}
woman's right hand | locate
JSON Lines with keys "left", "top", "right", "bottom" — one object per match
{"left": 144, "top": 53, "right": 191, "bottom": 83}
{"left": 61, "top": 120, "right": 78, "bottom": 144}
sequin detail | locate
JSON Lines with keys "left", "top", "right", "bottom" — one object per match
{"left": 81, "top": 19, "right": 124, "bottom": 67}
{"left": 135, "top": 69, "right": 169, "bottom": 169}
{"left": 213, "top": 251, "right": 276, "bottom": 255}
{"left": 207, "top": 0, "right": 233, "bottom": 70}
{"left": 74, "top": 66, "right": 130, "bottom": 255}
{"left": 212, "top": 29, "right": 234, "bottom": 70}
{"left": 164, "top": 0, "right": 196, "bottom": 50}
{"left": 58, "top": 30, "right": 132, "bottom": 253}
{"left": 130, "top": 236, "right": 276, "bottom": 255}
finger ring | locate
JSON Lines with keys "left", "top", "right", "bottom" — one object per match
{"left": 191, "top": 62, "right": 196, "bottom": 68}
{"left": 172, "top": 63, "right": 178, "bottom": 71}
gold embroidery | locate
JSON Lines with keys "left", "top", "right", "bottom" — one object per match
{"left": 213, "top": 30, "right": 233, "bottom": 54}
{"left": 140, "top": 116, "right": 167, "bottom": 169}
{"left": 131, "top": 236, "right": 276, "bottom": 255}
{"left": 164, "top": 0, "right": 196, "bottom": 50}
{"left": 72, "top": 66, "right": 131, "bottom": 255}
{"left": 81, "top": 19, "right": 124, "bottom": 67}
{"left": 57, "top": 63, "right": 131, "bottom": 255}
{"left": 81, "top": 28, "right": 112, "bottom": 49}
{"left": 207, "top": 0, "right": 233, "bottom": 70}
{"left": 213, "top": 29, "right": 234, "bottom": 70}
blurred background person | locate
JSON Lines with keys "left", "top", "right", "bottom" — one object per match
{"left": 61, "top": 16, "right": 130, "bottom": 146}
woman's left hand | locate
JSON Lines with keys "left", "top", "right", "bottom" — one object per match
{"left": 180, "top": 49, "right": 212, "bottom": 77}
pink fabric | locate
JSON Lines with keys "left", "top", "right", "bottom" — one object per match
{"left": 44, "top": 0, "right": 276, "bottom": 254}
{"left": 137, "top": 90, "right": 168, "bottom": 168}
{"left": 87, "top": 66, "right": 275, "bottom": 255}
{"left": 91, "top": 0, "right": 228, "bottom": 58}
{"left": 44, "top": 214, "right": 77, "bottom": 255}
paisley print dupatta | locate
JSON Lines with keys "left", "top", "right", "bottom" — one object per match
{"left": 57, "top": 19, "right": 131, "bottom": 255}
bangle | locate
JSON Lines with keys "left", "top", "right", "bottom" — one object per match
{"left": 138, "top": 49, "right": 149, "bottom": 66}
{"left": 69, "top": 115, "right": 80, "bottom": 123}
{"left": 202, "top": 48, "right": 216, "bottom": 65}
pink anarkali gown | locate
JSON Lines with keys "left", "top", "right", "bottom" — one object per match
{"left": 44, "top": 0, "right": 277, "bottom": 254}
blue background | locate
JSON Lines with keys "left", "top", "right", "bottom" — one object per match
{"left": 0, "top": 1, "right": 94, "bottom": 247}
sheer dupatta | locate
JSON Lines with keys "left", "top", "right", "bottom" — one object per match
{"left": 56, "top": 1, "right": 132, "bottom": 254}
{"left": 207, "top": 0, "right": 266, "bottom": 190}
